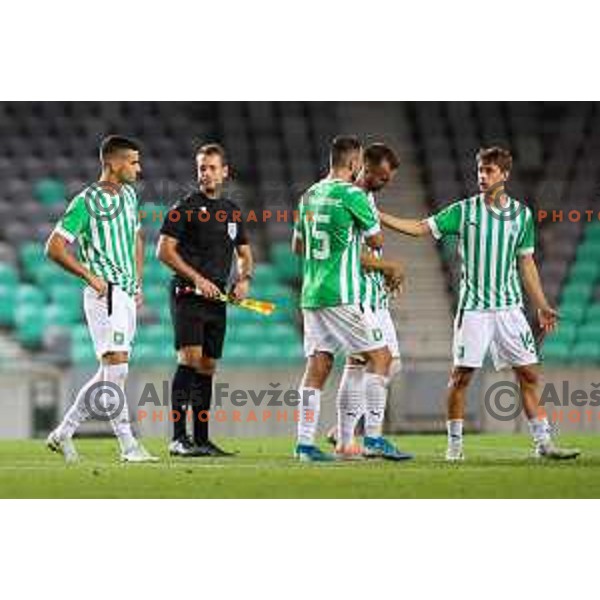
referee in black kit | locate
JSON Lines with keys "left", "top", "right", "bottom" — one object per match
{"left": 157, "top": 143, "right": 254, "bottom": 457}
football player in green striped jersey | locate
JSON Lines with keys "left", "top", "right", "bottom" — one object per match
{"left": 292, "top": 136, "right": 393, "bottom": 462}
{"left": 331, "top": 143, "right": 413, "bottom": 461}
{"left": 45, "top": 135, "right": 157, "bottom": 463}
{"left": 379, "top": 146, "right": 579, "bottom": 461}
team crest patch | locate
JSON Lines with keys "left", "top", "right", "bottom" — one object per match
{"left": 227, "top": 222, "right": 238, "bottom": 240}
{"left": 114, "top": 331, "right": 125, "bottom": 344}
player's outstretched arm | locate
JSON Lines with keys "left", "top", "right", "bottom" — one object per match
{"left": 45, "top": 231, "right": 107, "bottom": 296}
{"left": 519, "top": 254, "right": 558, "bottom": 333}
{"left": 379, "top": 211, "right": 430, "bottom": 237}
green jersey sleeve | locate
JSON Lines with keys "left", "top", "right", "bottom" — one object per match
{"left": 343, "top": 187, "right": 380, "bottom": 237}
{"left": 56, "top": 195, "right": 89, "bottom": 243}
{"left": 427, "top": 201, "right": 462, "bottom": 239}
{"left": 517, "top": 207, "right": 535, "bottom": 256}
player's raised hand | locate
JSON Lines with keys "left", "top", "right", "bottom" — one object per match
{"left": 538, "top": 306, "right": 559, "bottom": 333}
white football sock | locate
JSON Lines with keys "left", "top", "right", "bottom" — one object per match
{"left": 297, "top": 387, "right": 321, "bottom": 446}
{"left": 55, "top": 366, "right": 104, "bottom": 440}
{"left": 447, "top": 419, "right": 464, "bottom": 447}
{"left": 364, "top": 373, "right": 388, "bottom": 439}
{"left": 336, "top": 364, "right": 366, "bottom": 447}
{"left": 102, "top": 363, "right": 137, "bottom": 453}
{"left": 528, "top": 417, "right": 551, "bottom": 445}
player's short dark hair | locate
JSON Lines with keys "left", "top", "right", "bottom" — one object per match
{"left": 100, "top": 135, "right": 140, "bottom": 161}
{"left": 196, "top": 143, "right": 228, "bottom": 165}
{"left": 364, "top": 143, "right": 400, "bottom": 170}
{"left": 477, "top": 146, "right": 513, "bottom": 174}
{"left": 330, "top": 135, "right": 362, "bottom": 168}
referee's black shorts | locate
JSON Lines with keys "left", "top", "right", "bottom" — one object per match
{"left": 169, "top": 287, "right": 227, "bottom": 358}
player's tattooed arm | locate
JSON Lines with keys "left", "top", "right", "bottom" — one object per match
{"left": 45, "top": 230, "right": 107, "bottom": 297}
{"left": 519, "top": 254, "right": 558, "bottom": 333}
{"left": 379, "top": 211, "right": 430, "bottom": 237}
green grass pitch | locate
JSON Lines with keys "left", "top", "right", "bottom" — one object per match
{"left": 1, "top": 435, "right": 599, "bottom": 498}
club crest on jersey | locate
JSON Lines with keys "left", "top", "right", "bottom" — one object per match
{"left": 228, "top": 222, "right": 238, "bottom": 240}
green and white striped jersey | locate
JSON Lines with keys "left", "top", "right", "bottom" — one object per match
{"left": 427, "top": 195, "right": 535, "bottom": 311}
{"left": 295, "top": 178, "right": 381, "bottom": 309}
{"left": 54, "top": 183, "right": 141, "bottom": 296}
{"left": 361, "top": 192, "right": 388, "bottom": 311}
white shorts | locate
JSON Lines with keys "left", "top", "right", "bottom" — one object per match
{"left": 350, "top": 306, "right": 400, "bottom": 361}
{"left": 303, "top": 305, "right": 388, "bottom": 358}
{"left": 453, "top": 308, "right": 538, "bottom": 371}
{"left": 84, "top": 284, "right": 137, "bottom": 358}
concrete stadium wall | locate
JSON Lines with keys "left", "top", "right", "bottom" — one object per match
{"left": 0, "top": 365, "right": 599, "bottom": 440}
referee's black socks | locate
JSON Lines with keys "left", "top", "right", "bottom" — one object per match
{"left": 171, "top": 365, "right": 197, "bottom": 441}
{"left": 193, "top": 373, "right": 213, "bottom": 445}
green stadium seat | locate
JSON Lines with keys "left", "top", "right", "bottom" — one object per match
{"left": 271, "top": 243, "right": 301, "bottom": 281}
{"left": 33, "top": 261, "right": 72, "bottom": 289}
{"left": 222, "top": 341, "right": 255, "bottom": 365}
{"left": 542, "top": 338, "right": 571, "bottom": 363}
{"left": 70, "top": 325, "right": 96, "bottom": 365}
{"left": 576, "top": 239, "right": 600, "bottom": 262}
{"left": 585, "top": 222, "right": 600, "bottom": 241}
{"left": 44, "top": 303, "right": 79, "bottom": 326}
{"left": 253, "top": 264, "right": 280, "bottom": 287}
{"left": 560, "top": 282, "right": 593, "bottom": 304}
{"left": 585, "top": 303, "right": 600, "bottom": 323}
{"left": 137, "top": 324, "right": 172, "bottom": 346}
{"left": 571, "top": 341, "right": 600, "bottom": 363}
{"left": 575, "top": 323, "right": 600, "bottom": 345}
{"left": 34, "top": 178, "right": 66, "bottom": 205}
{"left": 0, "top": 285, "right": 17, "bottom": 326}
{"left": 132, "top": 342, "right": 171, "bottom": 365}
{"left": 16, "top": 284, "right": 45, "bottom": 306}
{"left": 144, "top": 262, "right": 171, "bottom": 285}
{"left": 19, "top": 242, "right": 46, "bottom": 279}
{"left": 568, "top": 259, "right": 599, "bottom": 282}
{"left": 551, "top": 322, "right": 577, "bottom": 344}
{"left": 559, "top": 302, "right": 587, "bottom": 325}
{"left": 144, "top": 285, "right": 169, "bottom": 309}
{"left": 0, "top": 263, "right": 18, "bottom": 287}
{"left": 47, "top": 283, "right": 82, "bottom": 313}
{"left": 15, "top": 304, "right": 45, "bottom": 348}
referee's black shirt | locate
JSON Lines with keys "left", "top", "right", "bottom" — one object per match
{"left": 159, "top": 192, "right": 249, "bottom": 291}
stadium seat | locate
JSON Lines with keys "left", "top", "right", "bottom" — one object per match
{"left": 15, "top": 304, "right": 45, "bottom": 348}
{"left": 33, "top": 178, "right": 66, "bottom": 205}
{"left": 0, "top": 262, "right": 19, "bottom": 287}
{"left": 0, "top": 285, "right": 16, "bottom": 325}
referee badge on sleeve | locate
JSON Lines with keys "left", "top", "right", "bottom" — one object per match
{"left": 227, "top": 222, "right": 238, "bottom": 241}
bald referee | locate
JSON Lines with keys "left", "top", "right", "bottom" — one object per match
{"left": 157, "top": 143, "right": 254, "bottom": 457}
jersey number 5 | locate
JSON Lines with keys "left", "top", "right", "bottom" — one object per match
{"left": 310, "top": 213, "right": 331, "bottom": 261}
